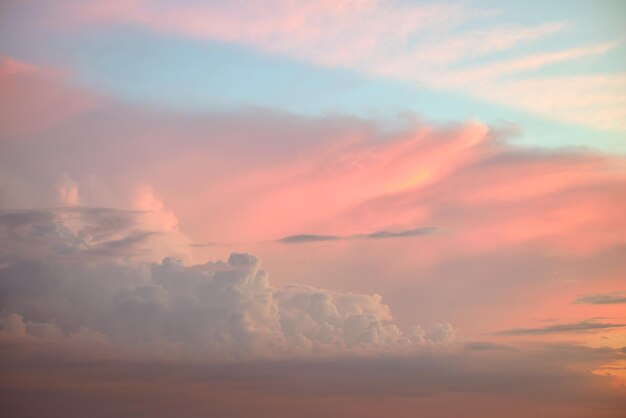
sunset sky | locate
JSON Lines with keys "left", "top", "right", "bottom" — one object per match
{"left": 1, "top": 1, "right": 625, "bottom": 417}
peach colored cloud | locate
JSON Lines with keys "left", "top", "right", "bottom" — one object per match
{"left": 0, "top": 56, "right": 97, "bottom": 138}
{"left": 2, "top": 59, "right": 623, "bottom": 257}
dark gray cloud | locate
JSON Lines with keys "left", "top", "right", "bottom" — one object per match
{"left": 361, "top": 227, "right": 437, "bottom": 239}
{"left": 278, "top": 227, "right": 436, "bottom": 244}
{"left": 493, "top": 321, "right": 626, "bottom": 336}
{"left": 574, "top": 293, "right": 626, "bottom": 305}
{"left": 277, "top": 234, "right": 341, "bottom": 243}
{"left": 462, "top": 341, "right": 516, "bottom": 351}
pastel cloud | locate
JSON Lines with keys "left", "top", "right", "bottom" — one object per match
{"left": 1, "top": 59, "right": 624, "bottom": 261}
{"left": 35, "top": 0, "right": 626, "bottom": 131}
{"left": 1, "top": 59, "right": 625, "bottom": 344}
{"left": 277, "top": 227, "right": 436, "bottom": 244}
{"left": 0, "top": 56, "right": 97, "bottom": 138}
{"left": 1, "top": 4, "right": 626, "bottom": 416}
{"left": 493, "top": 321, "right": 626, "bottom": 336}
{"left": 2, "top": 337, "right": 625, "bottom": 418}
{"left": 575, "top": 293, "right": 626, "bottom": 305}
{"left": 0, "top": 207, "right": 451, "bottom": 360}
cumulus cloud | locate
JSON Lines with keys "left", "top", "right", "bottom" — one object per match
{"left": 0, "top": 207, "right": 453, "bottom": 360}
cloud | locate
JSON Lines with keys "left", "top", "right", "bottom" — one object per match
{"left": 493, "top": 321, "right": 626, "bottom": 336}
{"left": 1, "top": 338, "right": 625, "bottom": 418}
{"left": 0, "top": 55, "right": 97, "bottom": 138}
{"left": 0, "top": 57, "right": 625, "bottom": 355}
{"left": 277, "top": 227, "right": 436, "bottom": 244}
{"left": 2, "top": 62, "right": 624, "bottom": 258}
{"left": 278, "top": 234, "right": 340, "bottom": 243}
{"left": 0, "top": 207, "right": 187, "bottom": 262}
{"left": 0, "top": 206, "right": 452, "bottom": 360}
{"left": 363, "top": 227, "right": 436, "bottom": 239}
{"left": 28, "top": 0, "right": 624, "bottom": 131}
{"left": 574, "top": 293, "right": 626, "bottom": 305}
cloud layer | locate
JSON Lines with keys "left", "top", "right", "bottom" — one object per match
{"left": 1, "top": 3, "right": 626, "bottom": 416}
{"left": 2, "top": 338, "right": 625, "bottom": 418}
{"left": 1, "top": 57, "right": 625, "bottom": 339}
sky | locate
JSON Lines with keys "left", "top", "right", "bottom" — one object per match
{"left": 0, "top": 1, "right": 625, "bottom": 417}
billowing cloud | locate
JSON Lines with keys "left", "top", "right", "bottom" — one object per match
{"left": 0, "top": 207, "right": 452, "bottom": 360}
{"left": 2, "top": 4, "right": 626, "bottom": 416}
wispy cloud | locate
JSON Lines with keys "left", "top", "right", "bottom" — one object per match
{"left": 0, "top": 206, "right": 187, "bottom": 261}
{"left": 278, "top": 227, "right": 436, "bottom": 244}
{"left": 493, "top": 321, "right": 626, "bottom": 336}
{"left": 574, "top": 293, "right": 626, "bottom": 305}
{"left": 277, "top": 234, "right": 341, "bottom": 243}
{"left": 45, "top": 0, "right": 625, "bottom": 131}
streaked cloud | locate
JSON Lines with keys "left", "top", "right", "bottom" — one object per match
{"left": 494, "top": 321, "right": 626, "bottom": 336}
{"left": 0, "top": 205, "right": 189, "bottom": 262}
{"left": 278, "top": 234, "right": 341, "bottom": 244}
{"left": 2, "top": 338, "right": 624, "bottom": 418}
{"left": 574, "top": 293, "right": 626, "bottom": 305}
{"left": 278, "top": 227, "right": 436, "bottom": 244}
{"left": 35, "top": 0, "right": 626, "bottom": 131}
{"left": 1, "top": 59, "right": 624, "bottom": 258}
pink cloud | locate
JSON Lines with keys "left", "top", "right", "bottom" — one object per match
{"left": 2, "top": 60, "right": 625, "bottom": 348}
{"left": 0, "top": 55, "right": 97, "bottom": 138}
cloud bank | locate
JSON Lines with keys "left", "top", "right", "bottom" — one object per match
{"left": 0, "top": 208, "right": 452, "bottom": 360}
